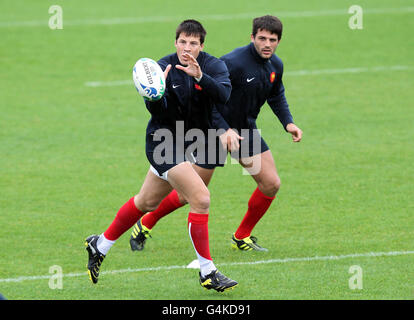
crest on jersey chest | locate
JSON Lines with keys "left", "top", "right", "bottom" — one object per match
{"left": 270, "top": 72, "right": 276, "bottom": 83}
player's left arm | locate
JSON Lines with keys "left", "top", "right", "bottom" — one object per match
{"left": 177, "top": 53, "right": 232, "bottom": 104}
{"left": 267, "top": 59, "right": 302, "bottom": 142}
{"left": 286, "top": 123, "right": 302, "bottom": 142}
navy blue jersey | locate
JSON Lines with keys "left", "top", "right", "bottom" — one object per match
{"left": 145, "top": 51, "right": 231, "bottom": 135}
{"left": 219, "top": 42, "right": 293, "bottom": 131}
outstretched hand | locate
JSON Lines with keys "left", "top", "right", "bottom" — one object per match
{"left": 175, "top": 53, "right": 202, "bottom": 78}
{"left": 163, "top": 64, "right": 172, "bottom": 80}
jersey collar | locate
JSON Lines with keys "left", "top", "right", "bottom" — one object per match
{"left": 249, "top": 42, "right": 270, "bottom": 64}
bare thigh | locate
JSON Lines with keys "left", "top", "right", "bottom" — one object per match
{"left": 167, "top": 162, "right": 211, "bottom": 214}
{"left": 239, "top": 150, "right": 281, "bottom": 197}
{"left": 134, "top": 168, "right": 173, "bottom": 212}
{"left": 174, "top": 165, "right": 215, "bottom": 204}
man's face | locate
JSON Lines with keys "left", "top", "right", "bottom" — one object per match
{"left": 175, "top": 33, "right": 204, "bottom": 65}
{"left": 251, "top": 29, "right": 280, "bottom": 59}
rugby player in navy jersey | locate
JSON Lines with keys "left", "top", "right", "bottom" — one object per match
{"left": 130, "top": 15, "right": 303, "bottom": 252}
{"left": 85, "top": 19, "right": 238, "bottom": 292}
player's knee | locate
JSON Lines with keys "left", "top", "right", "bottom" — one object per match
{"left": 274, "top": 176, "right": 281, "bottom": 192}
{"left": 135, "top": 196, "right": 160, "bottom": 212}
{"left": 189, "top": 189, "right": 210, "bottom": 211}
{"left": 260, "top": 176, "right": 281, "bottom": 197}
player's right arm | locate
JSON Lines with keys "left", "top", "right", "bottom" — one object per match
{"left": 214, "top": 56, "right": 244, "bottom": 152}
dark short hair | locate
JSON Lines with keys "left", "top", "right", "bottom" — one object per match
{"left": 176, "top": 19, "right": 207, "bottom": 44}
{"left": 252, "top": 15, "right": 283, "bottom": 40}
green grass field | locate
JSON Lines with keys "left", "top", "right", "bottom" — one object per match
{"left": 1, "top": 0, "right": 413, "bottom": 300}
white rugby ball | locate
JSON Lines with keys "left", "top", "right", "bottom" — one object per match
{"left": 132, "top": 58, "right": 165, "bottom": 101}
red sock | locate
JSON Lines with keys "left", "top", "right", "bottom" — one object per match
{"left": 104, "top": 197, "right": 145, "bottom": 241}
{"left": 188, "top": 212, "right": 212, "bottom": 261}
{"left": 141, "top": 190, "right": 184, "bottom": 229}
{"left": 234, "top": 187, "right": 275, "bottom": 240}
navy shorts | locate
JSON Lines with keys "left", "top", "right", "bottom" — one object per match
{"left": 195, "top": 128, "right": 269, "bottom": 170}
{"left": 146, "top": 131, "right": 226, "bottom": 176}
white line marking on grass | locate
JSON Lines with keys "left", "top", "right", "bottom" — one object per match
{"left": 218, "top": 250, "right": 414, "bottom": 267}
{"left": 85, "top": 79, "right": 133, "bottom": 87}
{"left": 284, "top": 65, "right": 413, "bottom": 76}
{"left": 1, "top": 250, "right": 413, "bottom": 283}
{"left": 85, "top": 65, "right": 414, "bottom": 88}
{"left": 1, "top": 7, "right": 413, "bottom": 28}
